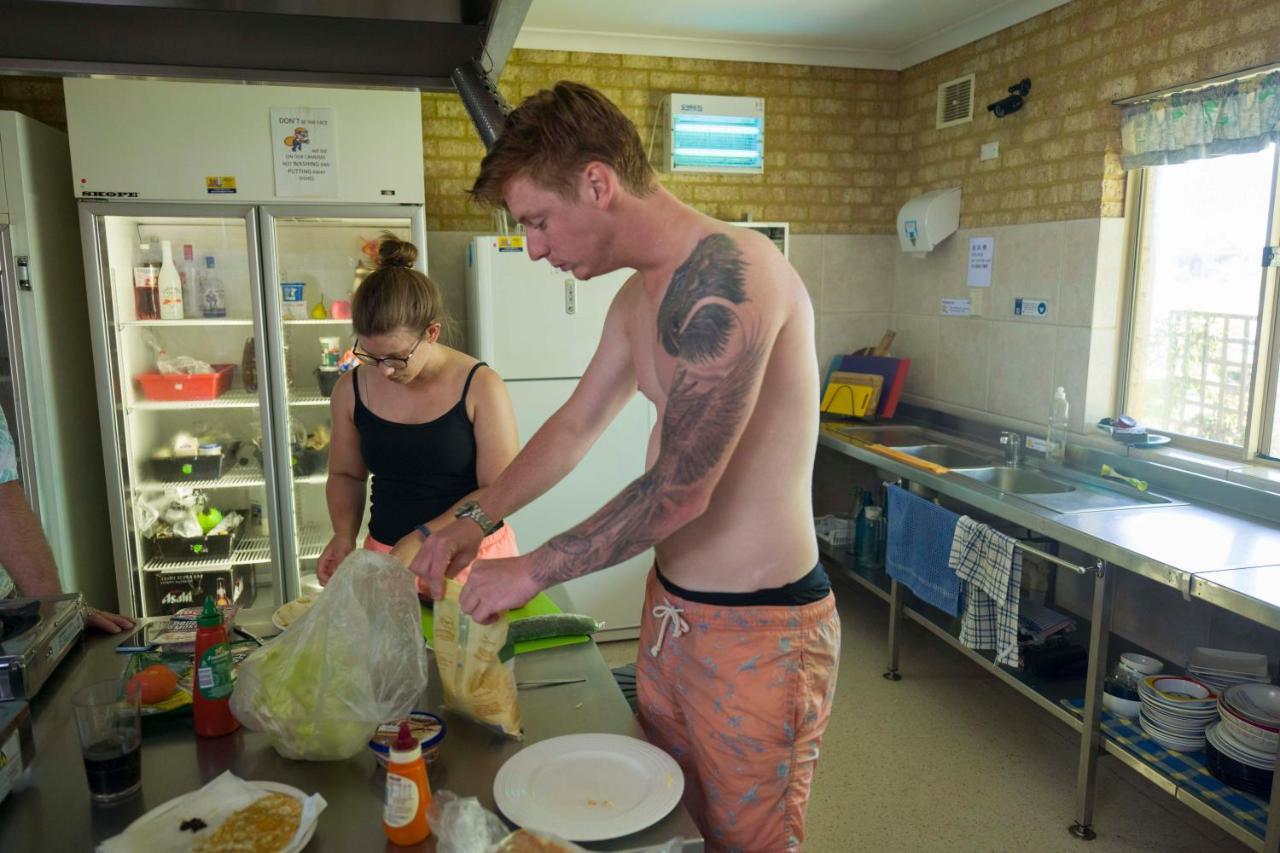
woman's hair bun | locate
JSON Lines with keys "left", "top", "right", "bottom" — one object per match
{"left": 376, "top": 231, "right": 418, "bottom": 269}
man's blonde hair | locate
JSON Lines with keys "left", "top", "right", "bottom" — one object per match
{"left": 470, "top": 81, "right": 657, "bottom": 207}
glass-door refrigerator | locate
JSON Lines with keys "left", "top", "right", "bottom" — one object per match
{"left": 79, "top": 203, "right": 425, "bottom": 626}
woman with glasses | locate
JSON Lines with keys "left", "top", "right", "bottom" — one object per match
{"left": 316, "top": 233, "right": 519, "bottom": 593}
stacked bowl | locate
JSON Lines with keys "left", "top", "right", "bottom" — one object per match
{"left": 1205, "top": 683, "right": 1279, "bottom": 798}
{"left": 1137, "top": 675, "right": 1218, "bottom": 752}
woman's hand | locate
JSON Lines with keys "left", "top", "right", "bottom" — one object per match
{"left": 317, "top": 535, "right": 356, "bottom": 586}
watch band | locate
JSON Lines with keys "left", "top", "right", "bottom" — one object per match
{"left": 455, "top": 500, "right": 499, "bottom": 536}
{"left": 416, "top": 523, "right": 431, "bottom": 540}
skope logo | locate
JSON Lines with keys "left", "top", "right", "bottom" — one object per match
{"left": 679, "top": 104, "right": 704, "bottom": 112}
{"left": 81, "top": 190, "right": 139, "bottom": 198}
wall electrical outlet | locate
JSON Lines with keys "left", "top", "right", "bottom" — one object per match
{"left": 980, "top": 142, "right": 999, "bottom": 161}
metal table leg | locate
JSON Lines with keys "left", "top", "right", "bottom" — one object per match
{"left": 884, "top": 578, "right": 903, "bottom": 681}
{"left": 1070, "top": 559, "right": 1113, "bottom": 841}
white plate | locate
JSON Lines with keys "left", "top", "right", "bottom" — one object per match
{"left": 493, "top": 734, "right": 683, "bottom": 842}
{"left": 271, "top": 595, "right": 316, "bottom": 632}
{"left": 1223, "top": 683, "right": 1280, "bottom": 728}
{"left": 106, "top": 778, "right": 319, "bottom": 853}
{"left": 1189, "top": 647, "right": 1270, "bottom": 679}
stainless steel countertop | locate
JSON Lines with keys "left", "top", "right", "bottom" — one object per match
{"left": 0, "top": 612, "right": 703, "bottom": 851}
{"left": 819, "top": 427, "right": 1280, "bottom": 630}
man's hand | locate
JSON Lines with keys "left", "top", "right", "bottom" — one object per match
{"left": 86, "top": 608, "right": 134, "bottom": 634}
{"left": 317, "top": 535, "right": 356, "bottom": 586}
{"left": 407, "top": 519, "right": 485, "bottom": 599}
{"left": 458, "top": 555, "right": 541, "bottom": 624}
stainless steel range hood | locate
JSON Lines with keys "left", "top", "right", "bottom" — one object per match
{"left": 0, "top": 0, "right": 531, "bottom": 91}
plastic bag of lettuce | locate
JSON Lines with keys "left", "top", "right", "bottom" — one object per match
{"left": 230, "top": 550, "right": 429, "bottom": 760}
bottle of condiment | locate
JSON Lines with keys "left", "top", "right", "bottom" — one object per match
{"left": 132, "top": 242, "right": 161, "bottom": 320}
{"left": 192, "top": 596, "right": 240, "bottom": 737}
{"left": 158, "top": 240, "right": 184, "bottom": 320}
{"left": 383, "top": 721, "right": 431, "bottom": 845}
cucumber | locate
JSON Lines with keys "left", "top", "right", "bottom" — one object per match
{"left": 508, "top": 613, "right": 601, "bottom": 643}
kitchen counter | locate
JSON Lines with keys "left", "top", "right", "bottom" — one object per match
{"left": 819, "top": 426, "right": 1280, "bottom": 631}
{"left": 0, "top": 605, "right": 703, "bottom": 851}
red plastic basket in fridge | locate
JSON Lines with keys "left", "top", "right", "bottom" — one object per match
{"left": 135, "top": 364, "right": 236, "bottom": 401}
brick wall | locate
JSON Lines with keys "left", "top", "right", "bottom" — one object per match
{"left": 898, "top": 0, "right": 1280, "bottom": 228}
{"left": 424, "top": 49, "right": 901, "bottom": 233}
{"left": 4, "top": 0, "right": 1278, "bottom": 233}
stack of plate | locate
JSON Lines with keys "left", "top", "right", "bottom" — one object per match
{"left": 1137, "top": 675, "right": 1218, "bottom": 752}
{"left": 1187, "top": 647, "right": 1271, "bottom": 694}
{"left": 1204, "top": 683, "right": 1279, "bottom": 798}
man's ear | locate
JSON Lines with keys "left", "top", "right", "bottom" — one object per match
{"left": 581, "top": 161, "right": 616, "bottom": 209}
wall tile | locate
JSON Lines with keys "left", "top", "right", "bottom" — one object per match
{"left": 790, "top": 234, "right": 823, "bottom": 307}
{"left": 1054, "top": 326, "right": 1092, "bottom": 434}
{"left": 890, "top": 313, "right": 939, "bottom": 400}
{"left": 822, "top": 235, "right": 893, "bottom": 313}
{"left": 892, "top": 249, "right": 940, "bottom": 315}
{"left": 818, "top": 312, "right": 891, "bottom": 377}
{"left": 1058, "top": 219, "right": 1100, "bottom": 327}
{"left": 1085, "top": 325, "right": 1122, "bottom": 428}
{"left": 986, "top": 320, "right": 1058, "bottom": 424}
{"left": 1092, "top": 218, "right": 1128, "bottom": 329}
{"left": 936, "top": 317, "right": 991, "bottom": 410}
{"left": 989, "top": 222, "right": 1063, "bottom": 322}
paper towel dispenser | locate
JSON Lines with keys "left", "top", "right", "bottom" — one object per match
{"left": 897, "top": 187, "right": 960, "bottom": 255}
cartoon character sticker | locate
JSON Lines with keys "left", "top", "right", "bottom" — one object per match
{"left": 283, "top": 127, "right": 310, "bottom": 152}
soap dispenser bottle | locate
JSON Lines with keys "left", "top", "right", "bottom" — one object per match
{"left": 1046, "top": 386, "right": 1069, "bottom": 465}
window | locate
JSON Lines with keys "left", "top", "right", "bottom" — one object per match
{"left": 1122, "top": 143, "right": 1280, "bottom": 457}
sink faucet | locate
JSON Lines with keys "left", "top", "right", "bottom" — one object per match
{"left": 1000, "top": 431, "right": 1024, "bottom": 467}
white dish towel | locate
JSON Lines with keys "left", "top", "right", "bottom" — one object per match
{"left": 949, "top": 516, "right": 1023, "bottom": 667}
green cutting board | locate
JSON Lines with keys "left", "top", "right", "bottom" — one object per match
{"left": 420, "top": 591, "right": 589, "bottom": 654}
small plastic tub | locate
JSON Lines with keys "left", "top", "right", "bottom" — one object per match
{"left": 369, "top": 710, "right": 445, "bottom": 767}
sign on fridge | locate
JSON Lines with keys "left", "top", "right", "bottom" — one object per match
{"left": 270, "top": 107, "right": 338, "bottom": 198}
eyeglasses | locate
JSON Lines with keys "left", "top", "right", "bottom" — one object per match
{"left": 352, "top": 330, "right": 427, "bottom": 371}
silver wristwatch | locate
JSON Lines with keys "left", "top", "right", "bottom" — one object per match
{"left": 455, "top": 500, "right": 500, "bottom": 536}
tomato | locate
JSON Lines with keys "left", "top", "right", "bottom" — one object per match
{"left": 128, "top": 664, "right": 178, "bottom": 705}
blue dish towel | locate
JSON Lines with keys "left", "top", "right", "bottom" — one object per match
{"left": 885, "top": 485, "right": 962, "bottom": 616}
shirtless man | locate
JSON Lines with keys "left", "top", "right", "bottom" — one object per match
{"left": 410, "top": 81, "right": 840, "bottom": 851}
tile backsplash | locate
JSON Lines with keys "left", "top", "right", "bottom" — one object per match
{"left": 796, "top": 218, "right": 1127, "bottom": 437}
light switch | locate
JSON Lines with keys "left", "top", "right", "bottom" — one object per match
{"left": 564, "top": 279, "right": 577, "bottom": 315}
{"left": 980, "top": 142, "right": 999, "bottom": 161}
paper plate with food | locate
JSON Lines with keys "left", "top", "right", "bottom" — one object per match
{"left": 96, "top": 771, "right": 325, "bottom": 853}
{"left": 271, "top": 594, "right": 317, "bottom": 631}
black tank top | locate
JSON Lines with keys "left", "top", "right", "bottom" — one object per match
{"left": 354, "top": 363, "right": 485, "bottom": 545}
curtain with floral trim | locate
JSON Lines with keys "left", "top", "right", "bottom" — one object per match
{"left": 1120, "top": 70, "right": 1280, "bottom": 169}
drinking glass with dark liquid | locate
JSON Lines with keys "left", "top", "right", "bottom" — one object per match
{"left": 72, "top": 679, "right": 142, "bottom": 803}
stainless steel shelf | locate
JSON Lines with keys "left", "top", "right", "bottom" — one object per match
{"left": 294, "top": 473, "right": 327, "bottom": 485}
{"left": 142, "top": 535, "right": 272, "bottom": 572}
{"left": 284, "top": 319, "right": 352, "bottom": 325}
{"left": 296, "top": 527, "right": 328, "bottom": 561}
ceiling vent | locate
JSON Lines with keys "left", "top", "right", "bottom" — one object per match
{"left": 936, "top": 74, "right": 975, "bottom": 129}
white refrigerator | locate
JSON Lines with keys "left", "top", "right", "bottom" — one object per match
{"left": 0, "top": 112, "right": 113, "bottom": 607}
{"left": 467, "top": 236, "right": 653, "bottom": 641}
{"left": 66, "top": 78, "right": 426, "bottom": 625}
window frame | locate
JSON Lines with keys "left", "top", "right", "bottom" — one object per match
{"left": 1117, "top": 145, "right": 1280, "bottom": 465}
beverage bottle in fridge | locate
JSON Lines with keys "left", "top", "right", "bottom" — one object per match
{"left": 200, "top": 254, "right": 227, "bottom": 318}
{"left": 132, "top": 242, "right": 161, "bottom": 320}
{"left": 180, "top": 244, "right": 201, "bottom": 318}
{"left": 158, "top": 240, "right": 184, "bottom": 320}
{"left": 193, "top": 596, "right": 240, "bottom": 737}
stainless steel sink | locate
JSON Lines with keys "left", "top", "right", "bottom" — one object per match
{"left": 956, "top": 465, "right": 1182, "bottom": 513}
{"left": 894, "top": 444, "right": 993, "bottom": 468}
{"left": 955, "top": 466, "right": 1076, "bottom": 494}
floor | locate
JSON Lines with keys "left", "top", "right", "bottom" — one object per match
{"left": 596, "top": 569, "right": 1252, "bottom": 852}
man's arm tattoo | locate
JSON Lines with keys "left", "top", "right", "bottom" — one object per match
{"left": 528, "top": 234, "right": 766, "bottom": 586}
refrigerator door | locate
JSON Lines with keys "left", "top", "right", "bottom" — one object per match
{"left": 79, "top": 203, "right": 285, "bottom": 622}
{"left": 0, "top": 225, "right": 36, "bottom": 495}
{"left": 467, "top": 236, "right": 633, "bottom": 380}
{"left": 258, "top": 205, "right": 427, "bottom": 602}
{"left": 505, "top": 379, "right": 654, "bottom": 639}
